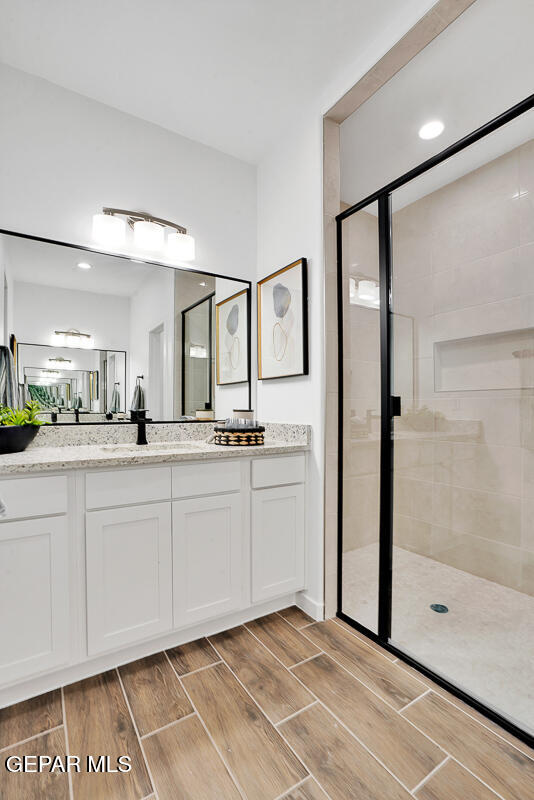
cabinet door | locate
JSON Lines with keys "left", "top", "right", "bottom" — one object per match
{"left": 0, "top": 516, "right": 69, "bottom": 686}
{"left": 252, "top": 484, "right": 305, "bottom": 602}
{"left": 173, "top": 494, "right": 243, "bottom": 628}
{"left": 86, "top": 503, "right": 172, "bottom": 655}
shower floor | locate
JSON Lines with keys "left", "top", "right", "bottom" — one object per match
{"left": 342, "top": 543, "right": 534, "bottom": 734}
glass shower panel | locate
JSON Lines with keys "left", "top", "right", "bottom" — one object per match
{"left": 183, "top": 296, "right": 213, "bottom": 416}
{"left": 340, "top": 201, "right": 381, "bottom": 633}
{"left": 390, "top": 112, "right": 534, "bottom": 734}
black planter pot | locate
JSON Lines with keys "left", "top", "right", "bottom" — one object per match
{"left": 0, "top": 425, "right": 40, "bottom": 454}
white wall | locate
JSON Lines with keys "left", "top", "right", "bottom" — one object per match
{"left": 13, "top": 282, "right": 130, "bottom": 353}
{"left": 129, "top": 268, "right": 174, "bottom": 417}
{"left": 255, "top": 5, "right": 437, "bottom": 618}
{"left": 0, "top": 236, "right": 14, "bottom": 347}
{"left": 0, "top": 64, "right": 256, "bottom": 282}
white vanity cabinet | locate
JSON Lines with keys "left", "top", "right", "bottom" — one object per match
{"left": 0, "top": 449, "right": 309, "bottom": 705}
{"left": 251, "top": 455, "right": 306, "bottom": 602}
{"left": 0, "top": 477, "right": 70, "bottom": 686}
{"left": 86, "top": 502, "right": 173, "bottom": 655}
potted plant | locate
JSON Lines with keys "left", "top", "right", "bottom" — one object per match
{"left": 0, "top": 401, "right": 47, "bottom": 454}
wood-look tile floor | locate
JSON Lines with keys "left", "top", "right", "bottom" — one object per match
{"left": 1, "top": 609, "right": 533, "bottom": 800}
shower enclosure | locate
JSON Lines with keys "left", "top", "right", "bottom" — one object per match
{"left": 337, "top": 94, "right": 534, "bottom": 746}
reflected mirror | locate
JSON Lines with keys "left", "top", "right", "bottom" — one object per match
{"left": 1, "top": 234, "right": 250, "bottom": 422}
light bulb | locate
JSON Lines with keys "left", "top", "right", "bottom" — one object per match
{"left": 418, "top": 120, "right": 444, "bottom": 140}
{"left": 92, "top": 213, "right": 126, "bottom": 247}
{"left": 133, "top": 220, "right": 165, "bottom": 251}
{"left": 166, "top": 232, "right": 195, "bottom": 261}
{"left": 77, "top": 261, "right": 92, "bottom": 270}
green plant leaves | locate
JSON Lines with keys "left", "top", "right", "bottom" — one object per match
{"left": 0, "top": 401, "right": 48, "bottom": 426}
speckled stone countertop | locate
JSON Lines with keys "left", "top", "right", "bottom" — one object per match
{"left": 0, "top": 423, "right": 311, "bottom": 474}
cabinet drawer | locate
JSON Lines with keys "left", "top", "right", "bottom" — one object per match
{"left": 86, "top": 467, "right": 171, "bottom": 509}
{"left": 172, "top": 461, "right": 241, "bottom": 499}
{"left": 252, "top": 455, "right": 305, "bottom": 489}
{"left": 0, "top": 475, "right": 67, "bottom": 520}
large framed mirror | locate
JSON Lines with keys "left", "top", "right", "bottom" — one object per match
{"left": 0, "top": 232, "right": 251, "bottom": 423}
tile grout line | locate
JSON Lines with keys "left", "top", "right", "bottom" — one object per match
{"left": 241, "top": 619, "right": 326, "bottom": 667}
{"left": 287, "top": 652, "right": 324, "bottom": 670}
{"left": 409, "top": 755, "right": 449, "bottom": 796}
{"left": 61, "top": 687, "right": 74, "bottom": 800}
{"left": 274, "top": 701, "right": 319, "bottom": 728}
{"left": 398, "top": 710, "right": 509, "bottom": 800}
{"left": 275, "top": 609, "right": 314, "bottom": 631}
{"left": 207, "top": 638, "right": 332, "bottom": 800}
{"left": 330, "top": 617, "right": 423, "bottom": 671}
{"left": 166, "top": 656, "right": 223, "bottom": 679}
{"left": 164, "top": 651, "right": 248, "bottom": 800}
{"left": 241, "top": 625, "right": 452, "bottom": 796}
{"left": 273, "top": 775, "right": 314, "bottom": 800}
{"left": 399, "top": 688, "right": 431, "bottom": 713}
{"left": 0, "top": 723, "right": 65, "bottom": 755}
{"left": 294, "top": 626, "right": 430, "bottom": 718}
{"left": 393, "top": 659, "right": 534, "bottom": 762}
{"left": 115, "top": 668, "right": 159, "bottom": 800}
{"left": 140, "top": 710, "right": 197, "bottom": 741}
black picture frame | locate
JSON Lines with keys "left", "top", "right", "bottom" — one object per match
{"left": 257, "top": 257, "right": 309, "bottom": 380}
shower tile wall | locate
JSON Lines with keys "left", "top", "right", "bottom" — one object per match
{"left": 392, "top": 139, "right": 534, "bottom": 596}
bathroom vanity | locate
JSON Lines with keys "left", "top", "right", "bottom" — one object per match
{"left": 0, "top": 430, "right": 310, "bottom": 707}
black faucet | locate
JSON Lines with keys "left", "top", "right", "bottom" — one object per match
{"left": 136, "top": 417, "right": 148, "bottom": 446}
{"left": 74, "top": 408, "right": 80, "bottom": 423}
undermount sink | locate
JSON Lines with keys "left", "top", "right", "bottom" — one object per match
{"left": 100, "top": 441, "right": 202, "bottom": 453}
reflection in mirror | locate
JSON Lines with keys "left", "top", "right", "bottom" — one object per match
{"left": 0, "top": 234, "right": 250, "bottom": 422}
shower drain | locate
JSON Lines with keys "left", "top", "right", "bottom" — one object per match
{"left": 430, "top": 603, "right": 449, "bottom": 613}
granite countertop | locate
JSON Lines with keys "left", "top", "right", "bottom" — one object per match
{"left": 0, "top": 439, "right": 310, "bottom": 475}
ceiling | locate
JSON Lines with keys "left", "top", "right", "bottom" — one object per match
{"left": 340, "top": 0, "right": 534, "bottom": 209}
{"left": 3, "top": 235, "right": 163, "bottom": 297}
{"left": 0, "top": 0, "right": 437, "bottom": 163}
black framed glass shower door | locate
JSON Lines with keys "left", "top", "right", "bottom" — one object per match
{"left": 336, "top": 93, "right": 534, "bottom": 748}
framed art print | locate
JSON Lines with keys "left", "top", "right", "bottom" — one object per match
{"left": 216, "top": 288, "right": 250, "bottom": 385}
{"left": 257, "top": 257, "right": 308, "bottom": 379}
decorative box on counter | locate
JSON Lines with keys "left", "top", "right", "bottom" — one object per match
{"left": 213, "top": 425, "right": 265, "bottom": 446}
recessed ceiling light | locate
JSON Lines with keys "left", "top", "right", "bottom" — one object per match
{"left": 418, "top": 120, "right": 444, "bottom": 140}
{"left": 199, "top": 281, "right": 207, "bottom": 287}
{"left": 77, "top": 261, "right": 92, "bottom": 270}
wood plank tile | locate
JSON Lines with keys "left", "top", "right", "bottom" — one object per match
{"left": 283, "top": 777, "right": 329, "bottom": 799}
{"left": 0, "top": 727, "right": 69, "bottom": 800}
{"left": 210, "top": 625, "right": 314, "bottom": 723}
{"left": 303, "top": 620, "right": 426, "bottom": 709}
{"left": 403, "top": 692, "right": 534, "bottom": 800}
{"left": 279, "top": 703, "right": 412, "bottom": 800}
{"left": 334, "top": 617, "right": 397, "bottom": 660}
{"left": 278, "top": 606, "right": 314, "bottom": 628}
{"left": 293, "top": 654, "right": 445, "bottom": 790}
{"left": 167, "top": 637, "right": 219, "bottom": 675}
{"left": 183, "top": 662, "right": 308, "bottom": 799}
{"left": 246, "top": 613, "right": 320, "bottom": 666}
{"left": 118, "top": 652, "right": 193, "bottom": 737}
{"left": 64, "top": 669, "right": 152, "bottom": 800}
{"left": 143, "top": 714, "right": 241, "bottom": 799}
{"left": 416, "top": 759, "right": 498, "bottom": 800}
{"left": 396, "top": 660, "right": 534, "bottom": 761}
{"left": 0, "top": 689, "right": 62, "bottom": 750}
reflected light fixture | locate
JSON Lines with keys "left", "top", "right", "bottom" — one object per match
{"left": 92, "top": 207, "right": 195, "bottom": 260}
{"left": 52, "top": 328, "right": 94, "bottom": 349}
{"left": 49, "top": 356, "right": 72, "bottom": 366}
{"left": 76, "top": 261, "right": 92, "bottom": 270}
{"left": 418, "top": 120, "right": 445, "bottom": 140}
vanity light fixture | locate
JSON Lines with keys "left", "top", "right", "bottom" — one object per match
{"left": 92, "top": 207, "right": 195, "bottom": 260}
{"left": 41, "top": 368, "right": 60, "bottom": 375}
{"left": 418, "top": 120, "right": 445, "bottom": 140}
{"left": 49, "top": 356, "right": 72, "bottom": 367}
{"left": 52, "top": 328, "right": 94, "bottom": 349}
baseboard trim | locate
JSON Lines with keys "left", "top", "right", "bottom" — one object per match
{"left": 296, "top": 591, "right": 324, "bottom": 621}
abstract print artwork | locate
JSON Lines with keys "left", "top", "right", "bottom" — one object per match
{"left": 216, "top": 288, "right": 249, "bottom": 385}
{"left": 257, "top": 258, "right": 308, "bottom": 379}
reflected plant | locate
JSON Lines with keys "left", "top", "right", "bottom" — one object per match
{"left": 0, "top": 401, "right": 48, "bottom": 426}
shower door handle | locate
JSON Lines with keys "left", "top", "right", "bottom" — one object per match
{"left": 390, "top": 396, "right": 401, "bottom": 417}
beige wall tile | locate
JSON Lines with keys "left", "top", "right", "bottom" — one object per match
{"left": 431, "top": 526, "right": 522, "bottom": 590}
{"left": 433, "top": 441, "right": 521, "bottom": 496}
{"left": 520, "top": 550, "right": 534, "bottom": 595}
{"left": 394, "top": 514, "right": 432, "bottom": 556}
{"left": 521, "top": 498, "right": 534, "bottom": 551}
